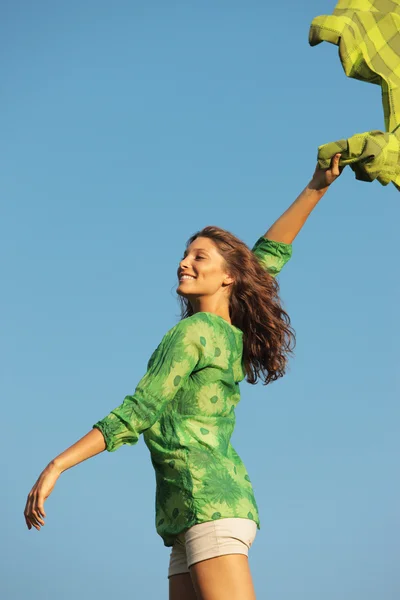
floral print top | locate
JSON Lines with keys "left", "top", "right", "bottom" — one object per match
{"left": 93, "top": 236, "right": 292, "bottom": 546}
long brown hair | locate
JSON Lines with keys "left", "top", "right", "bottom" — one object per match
{"left": 177, "top": 226, "right": 295, "bottom": 385}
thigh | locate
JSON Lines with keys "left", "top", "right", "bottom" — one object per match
{"left": 169, "top": 573, "right": 198, "bottom": 600}
{"left": 168, "top": 532, "right": 197, "bottom": 599}
{"left": 184, "top": 517, "right": 257, "bottom": 570}
{"left": 186, "top": 518, "right": 258, "bottom": 600}
{"left": 190, "top": 554, "right": 256, "bottom": 600}
{"left": 168, "top": 532, "right": 190, "bottom": 579}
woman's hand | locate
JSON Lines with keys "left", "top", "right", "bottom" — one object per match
{"left": 23, "top": 429, "right": 107, "bottom": 531}
{"left": 310, "top": 153, "right": 344, "bottom": 190}
{"left": 24, "top": 462, "right": 61, "bottom": 531}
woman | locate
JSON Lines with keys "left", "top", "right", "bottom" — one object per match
{"left": 24, "top": 155, "right": 343, "bottom": 600}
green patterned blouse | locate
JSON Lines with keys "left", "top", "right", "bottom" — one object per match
{"left": 93, "top": 236, "right": 292, "bottom": 547}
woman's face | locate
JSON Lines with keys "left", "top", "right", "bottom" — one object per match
{"left": 176, "top": 236, "right": 234, "bottom": 299}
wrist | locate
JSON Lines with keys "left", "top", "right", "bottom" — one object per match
{"left": 307, "top": 178, "right": 329, "bottom": 194}
{"left": 49, "top": 459, "right": 64, "bottom": 475}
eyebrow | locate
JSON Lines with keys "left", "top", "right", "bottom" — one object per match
{"left": 183, "top": 248, "right": 210, "bottom": 256}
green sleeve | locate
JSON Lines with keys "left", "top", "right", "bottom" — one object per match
{"left": 251, "top": 236, "right": 292, "bottom": 277}
{"left": 93, "top": 318, "right": 203, "bottom": 452}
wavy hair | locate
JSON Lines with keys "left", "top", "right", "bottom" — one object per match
{"left": 177, "top": 226, "right": 295, "bottom": 385}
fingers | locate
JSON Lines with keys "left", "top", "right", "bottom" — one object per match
{"left": 330, "top": 153, "right": 341, "bottom": 175}
{"left": 24, "top": 491, "right": 46, "bottom": 531}
{"left": 24, "top": 493, "right": 33, "bottom": 529}
{"left": 37, "top": 500, "right": 46, "bottom": 520}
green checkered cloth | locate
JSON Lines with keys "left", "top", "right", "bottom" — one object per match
{"left": 309, "top": 0, "right": 400, "bottom": 189}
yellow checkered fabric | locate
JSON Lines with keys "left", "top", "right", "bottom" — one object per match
{"left": 309, "top": 0, "right": 400, "bottom": 189}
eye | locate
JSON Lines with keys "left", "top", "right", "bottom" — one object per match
{"left": 180, "top": 254, "right": 206, "bottom": 261}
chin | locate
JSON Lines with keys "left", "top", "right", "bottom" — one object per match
{"left": 176, "top": 285, "right": 198, "bottom": 299}
{"left": 176, "top": 287, "right": 187, "bottom": 298}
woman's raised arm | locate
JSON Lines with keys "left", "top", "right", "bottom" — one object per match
{"left": 264, "top": 154, "right": 343, "bottom": 244}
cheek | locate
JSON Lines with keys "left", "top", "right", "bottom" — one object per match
{"left": 202, "top": 267, "right": 224, "bottom": 283}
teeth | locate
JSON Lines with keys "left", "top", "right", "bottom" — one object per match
{"left": 180, "top": 276, "right": 195, "bottom": 280}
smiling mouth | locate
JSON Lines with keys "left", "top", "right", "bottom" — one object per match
{"left": 179, "top": 276, "right": 196, "bottom": 282}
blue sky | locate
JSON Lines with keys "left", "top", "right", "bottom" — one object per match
{"left": 2, "top": 1, "right": 399, "bottom": 598}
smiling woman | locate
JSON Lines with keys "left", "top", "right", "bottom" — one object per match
{"left": 24, "top": 157, "right": 344, "bottom": 600}
{"left": 176, "top": 230, "right": 294, "bottom": 385}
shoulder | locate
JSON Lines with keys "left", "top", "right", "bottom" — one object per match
{"left": 168, "top": 312, "right": 215, "bottom": 342}
{"left": 160, "top": 313, "right": 223, "bottom": 355}
{"left": 146, "top": 315, "right": 209, "bottom": 368}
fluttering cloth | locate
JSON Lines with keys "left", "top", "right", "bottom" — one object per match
{"left": 309, "top": 0, "right": 400, "bottom": 189}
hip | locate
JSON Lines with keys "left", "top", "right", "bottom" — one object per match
{"left": 168, "top": 517, "right": 258, "bottom": 578}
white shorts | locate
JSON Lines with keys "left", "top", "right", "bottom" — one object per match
{"left": 168, "top": 517, "right": 257, "bottom": 578}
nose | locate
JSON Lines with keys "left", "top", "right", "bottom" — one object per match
{"left": 179, "top": 256, "right": 190, "bottom": 270}
{"left": 178, "top": 258, "right": 188, "bottom": 276}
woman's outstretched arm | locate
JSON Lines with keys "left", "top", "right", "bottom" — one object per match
{"left": 264, "top": 154, "right": 343, "bottom": 244}
{"left": 53, "top": 428, "right": 107, "bottom": 472}
{"left": 25, "top": 317, "right": 203, "bottom": 532}
{"left": 24, "top": 428, "right": 106, "bottom": 531}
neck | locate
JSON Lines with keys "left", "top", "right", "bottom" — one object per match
{"left": 190, "top": 299, "right": 232, "bottom": 324}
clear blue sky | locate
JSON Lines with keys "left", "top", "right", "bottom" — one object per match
{"left": 2, "top": 1, "right": 399, "bottom": 598}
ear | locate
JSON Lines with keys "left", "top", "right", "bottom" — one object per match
{"left": 223, "top": 274, "right": 235, "bottom": 286}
